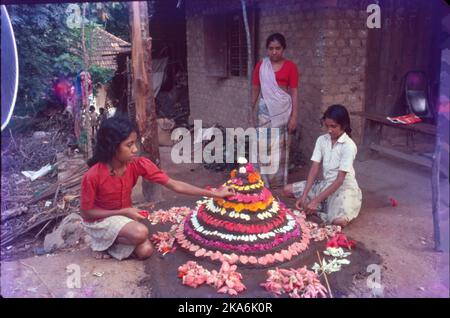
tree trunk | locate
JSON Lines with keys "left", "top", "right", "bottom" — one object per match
{"left": 81, "top": 3, "right": 92, "bottom": 160}
{"left": 129, "top": 1, "right": 163, "bottom": 203}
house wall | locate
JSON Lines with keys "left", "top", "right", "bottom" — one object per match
{"left": 186, "top": 0, "right": 369, "bottom": 159}
{"left": 186, "top": 0, "right": 248, "bottom": 128}
{"left": 94, "top": 84, "right": 108, "bottom": 110}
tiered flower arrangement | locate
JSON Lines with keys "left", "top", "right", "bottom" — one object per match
{"left": 176, "top": 157, "right": 311, "bottom": 267}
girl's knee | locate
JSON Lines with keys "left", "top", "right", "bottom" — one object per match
{"left": 283, "top": 184, "right": 294, "bottom": 197}
{"left": 136, "top": 225, "right": 149, "bottom": 241}
{"left": 135, "top": 240, "right": 154, "bottom": 260}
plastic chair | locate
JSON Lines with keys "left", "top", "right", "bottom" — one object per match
{"left": 405, "top": 71, "right": 434, "bottom": 119}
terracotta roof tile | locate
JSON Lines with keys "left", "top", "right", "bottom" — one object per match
{"left": 88, "top": 27, "right": 131, "bottom": 70}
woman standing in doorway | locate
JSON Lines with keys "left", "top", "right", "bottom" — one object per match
{"left": 251, "top": 33, "right": 299, "bottom": 188}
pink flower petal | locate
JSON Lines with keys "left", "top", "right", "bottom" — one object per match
{"left": 266, "top": 254, "right": 275, "bottom": 264}
{"left": 195, "top": 248, "right": 206, "bottom": 257}
{"left": 230, "top": 253, "right": 239, "bottom": 264}
{"left": 258, "top": 257, "right": 268, "bottom": 266}
{"left": 274, "top": 253, "right": 284, "bottom": 263}
{"left": 282, "top": 250, "right": 293, "bottom": 260}
{"left": 239, "top": 255, "right": 249, "bottom": 265}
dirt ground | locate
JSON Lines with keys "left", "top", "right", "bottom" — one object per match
{"left": 1, "top": 146, "right": 448, "bottom": 298}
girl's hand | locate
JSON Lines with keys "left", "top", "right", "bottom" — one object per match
{"left": 213, "top": 186, "right": 236, "bottom": 198}
{"left": 124, "top": 207, "right": 147, "bottom": 221}
{"left": 304, "top": 199, "right": 320, "bottom": 215}
{"left": 295, "top": 196, "right": 307, "bottom": 211}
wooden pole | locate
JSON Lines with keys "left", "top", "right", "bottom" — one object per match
{"left": 431, "top": 124, "right": 442, "bottom": 252}
{"left": 129, "top": 1, "right": 162, "bottom": 203}
{"left": 241, "top": 0, "right": 253, "bottom": 128}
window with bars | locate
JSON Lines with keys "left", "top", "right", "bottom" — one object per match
{"left": 204, "top": 8, "right": 257, "bottom": 78}
{"left": 228, "top": 13, "right": 248, "bottom": 77}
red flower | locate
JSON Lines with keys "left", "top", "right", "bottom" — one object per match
{"left": 389, "top": 198, "right": 398, "bottom": 207}
{"left": 246, "top": 163, "right": 255, "bottom": 173}
{"left": 326, "top": 233, "right": 356, "bottom": 249}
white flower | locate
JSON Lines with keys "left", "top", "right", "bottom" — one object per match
{"left": 239, "top": 167, "right": 247, "bottom": 174}
{"left": 237, "top": 157, "right": 248, "bottom": 164}
{"left": 324, "top": 247, "right": 351, "bottom": 258}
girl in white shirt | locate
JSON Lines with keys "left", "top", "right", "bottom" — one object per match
{"left": 283, "top": 104, "right": 362, "bottom": 227}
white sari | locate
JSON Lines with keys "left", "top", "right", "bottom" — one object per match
{"left": 256, "top": 58, "right": 292, "bottom": 187}
{"left": 259, "top": 57, "right": 292, "bottom": 128}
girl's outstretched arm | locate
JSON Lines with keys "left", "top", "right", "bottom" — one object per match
{"left": 164, "top": 178, "right": 235, "bottom": 199}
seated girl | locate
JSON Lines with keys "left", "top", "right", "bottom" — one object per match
{"left": 80, "top": 115, "right": 235, "bottom": 260}
{"left": 283, "top": 104, "right": 362, "bottom": 227}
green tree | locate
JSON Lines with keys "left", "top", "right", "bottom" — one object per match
{"left": 8, "top": 3, "right": 125, "bottom": 115}
{"left": 8, "top": 4, "right": 80, "bottom": 115}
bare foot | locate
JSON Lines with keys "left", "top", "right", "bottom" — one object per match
{"left": 332, "top": 218, "right": 348, "bottom": 227}
{"left": 92, "top": 250, "right": 111, "bottom": 259}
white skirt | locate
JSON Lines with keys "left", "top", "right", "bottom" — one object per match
{"left": 82, "top": 215, "right": 135, "bottom": 260}
{"left": 292, "top": 180, "right": 362, "bottom": 223}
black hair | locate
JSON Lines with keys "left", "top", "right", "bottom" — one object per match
{"left": 89, "top": 105, "right": 95, "bottom": 111}
{"left": 99, "top": 107, "right": 105, "bottom": 113}
{"left": 266, "top": 33, "right": 287, "bottom": 49}
{"left": 87, "top": 114, "right": 137, "bottom": 167}
{"left": 322, "top": 104, "right": 352, "bottom": 137}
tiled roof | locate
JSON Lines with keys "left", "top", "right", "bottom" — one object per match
{"left": 88, "top": 27, "right": 131, "bottom": 70}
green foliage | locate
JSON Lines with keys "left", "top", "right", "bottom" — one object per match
{"left": 103, "top": 2, "right": 130, "bottom": 42}
{"left": 8, "top": 4, "right": 79, "bottom": 115}
{"left": 7, "top": 3, "right": 129, "bottom": 116}
{"left": 88, "top": 65, "right": 114, "bottom": 95}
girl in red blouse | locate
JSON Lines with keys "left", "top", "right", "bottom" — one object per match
{"left": 81, "top": 115, "right": 235, "bottom": 260}
{"left": 251, "top": 33, "right": 300, "bottom": 189}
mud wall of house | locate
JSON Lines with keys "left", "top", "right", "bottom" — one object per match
{"left": 186, "top": 0, "right": 368, "bottom": 160}
{"left": 186, "top": 0, "right": 248, "bottom": 128}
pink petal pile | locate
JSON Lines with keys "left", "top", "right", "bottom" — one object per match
{"left": 207, "top": 262, "right": 247, "bottom": 296}
{"left": 177, "top": 261, "right": 247, "bottom": 296}
{"left": 306, "top": 222, "right": 342, "bottom": 242}
{"left": 261, "top": 267, "right": 328, "bottom": 298}
{"left": 148, "top": 207, "right": 192, "bottom": 225}
{"left": 150, "top": 231, "right": 176, "bottom": 255}
{"left": 178, "top": 261, "right": 211, "bottom": 288}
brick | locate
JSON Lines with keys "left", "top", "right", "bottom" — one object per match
{"left": 336, "top": 39, "right": 346, "bottom": 47}
{"left": 349, "top": 39, "right": 361, "bottom": 47}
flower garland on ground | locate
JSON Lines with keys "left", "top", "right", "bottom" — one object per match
{"left": 150, "top": 226, "right": 177, "bottom": 255}
{"left": 260, "top": 267, "right": 328, "bottom": 298}
{"left": 177, "top": 261, "right": 246, "bottom": 296}
{"left": 148, "top": 207, "right": 192, "bottom": 255}
{"left": 147, "top": 206, "right": 192, "bottom": 225}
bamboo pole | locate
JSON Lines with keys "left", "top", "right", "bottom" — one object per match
{"left": 431, "top": 108, "right": 443, "bottom": 252}
{"left": 241, "top": 0, "right": 253, "bottom": 128}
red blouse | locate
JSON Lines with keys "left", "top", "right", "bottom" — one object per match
{"left": 252, "top": 59, "right": 299, "bottom": 88}
{"left": 80, "top": 157, "right": 169, "bottom": 221}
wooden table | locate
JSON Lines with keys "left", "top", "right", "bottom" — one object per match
{"left": 354, "top": 111, "right": 439, "bottom": 170}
